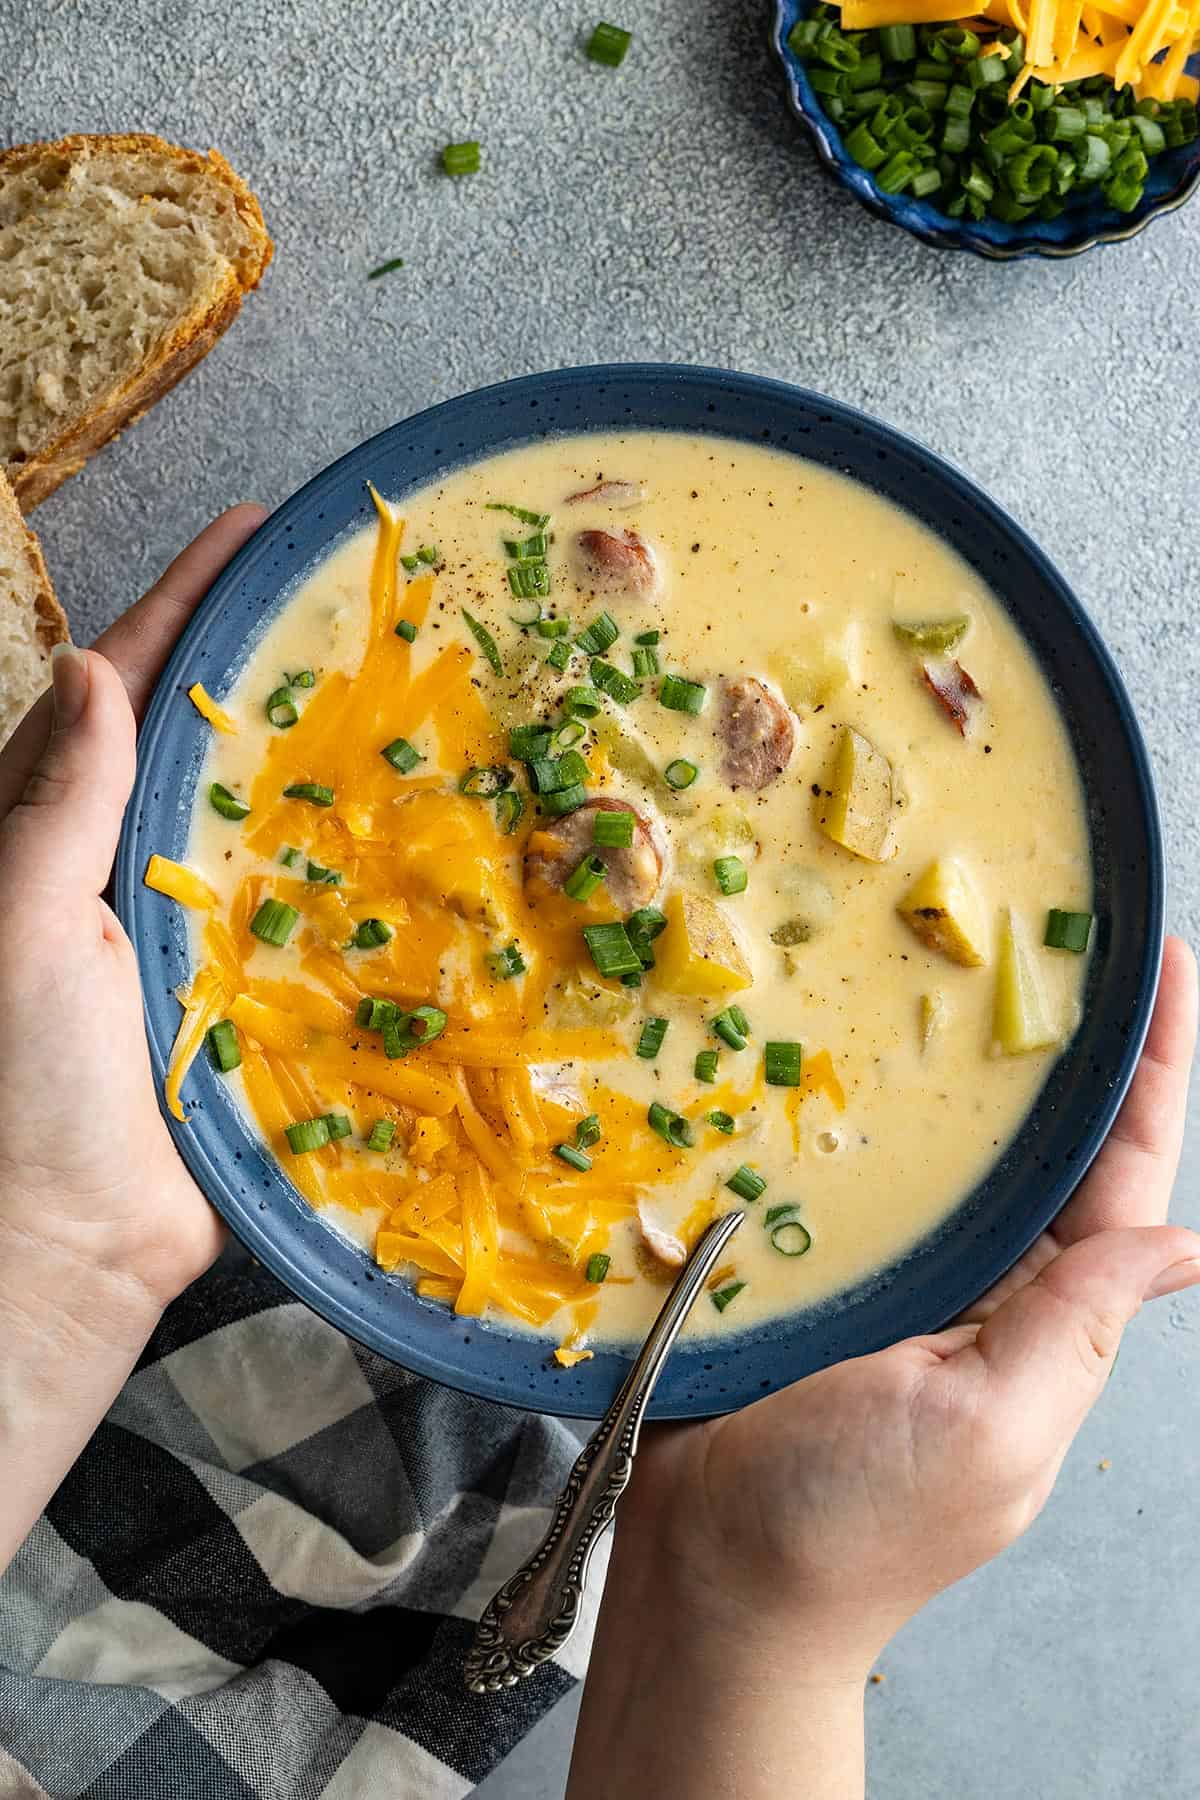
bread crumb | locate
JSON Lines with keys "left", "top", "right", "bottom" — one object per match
{"left": 869, "top": 1672, "right": 885, "bottom": 1685}
{"left": 1098, "top": 1458, "right": 1111, "bottom": 1472}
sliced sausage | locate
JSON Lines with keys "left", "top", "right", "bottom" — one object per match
{"left": 565, "top": 479, "right": 645, "bottom": 508}
{"left": 571, "top": 528, "right": 658, "bottom": 598}
{"left": 523, "top": 796, "right": 664, "bottom": 912}
{"left": 718, "top": 676, "right": 796, "bottom": 791}
{"left": 921, "top": 659, "right": 983, "bottom": 736}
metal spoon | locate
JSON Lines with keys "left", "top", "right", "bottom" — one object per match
{"left": 463, "top": 1208, "right": 745, "bottom": 1692}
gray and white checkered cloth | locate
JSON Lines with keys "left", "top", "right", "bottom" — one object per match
{"left": 0, "top": 1253, "right": 603, "bottom": 1798}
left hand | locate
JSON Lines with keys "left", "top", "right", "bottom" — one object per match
{"left": 0, "top": 505, "right": 266, "bottom": 1312}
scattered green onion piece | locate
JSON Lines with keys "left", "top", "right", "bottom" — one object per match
{"left": 540, "top": 782, "right": 588, "bottom": 817}
{"left": 764, "top": 1203, "right": 799, "bottom": 1228}
{"left": 879, "top": 22, "right": 916, "bottom": 59}
{"left": 267, "top": 687, "right": 298, "bottom": 729}
{"left": 442, "top": 140, "right": 481, "bottom": 176}
{"left": 764, "top": 1040, "right": 803, "bottom": 1087}
{"left": 283, "top": 782, "right": 334, "bottom": 807}
{"left": 528, "top": 756, "right": 566, "bottom": 794}
{"left": 576, "top": 1113, "right": 602, "bottom": 1150}
{"left": 632, "top": 646, "right": 660, "bottom": 678}
{"left": 207, "top": 1019, "right": 241, "bottom": 1072}
{"left": 637, "top": 1015, "right": 669, "bottom": 1060}
{"left": 575, "top": 612, "right": 620, "bottom": 656}
{"left": 634, "top": 629, "right": 660, "bottom": 646}
{"left": 586, "top": 20, "right": 632, "bottom": 65}
{"left": 590, "top": 658, "right": 642, "bottom": 704}
{"left": 358, "top": 996, "right": 402, "bottom": 1031}
{"left": 711, "top": 1281, "right": 745, "bottom": 1313}
{"left": 557, "top": 748, "right": 590, "bottom": 786}
{"left": 209, "top": 782, "right": 251, "bottom": 821}
{"left": 395, "top": 619, "right": 418, "bottom": 642}
{"left": 647, "top": 1101, "right": 694, "bottom": 1148}
{"left": 279, "top": 845, "right": 301, "bottom": 868}
{"left": 487, "top": 941, "right": 527, "bottom": 980}
{"left": 563, "top": 686, "right": 602, "bottom": 718}
{"left": 250, "top": 898, "right": 299, "bottom": 947}
{"left": 706, "top": 1109, "right": 735, "bottom": 1134}
{"left": 495, "top": 789, "right": 525, "bottom": 835}
{"left": 545, "top": 639, "right": 574, "bottom": 672}
{"left": 583, "top": 921, "right": 642, "bottom": 979}
{"left": 555, "top": 1142, "right": 592, "bottom": 1172}
{"left": 486, "top": 502, "right": 550, "bottom": 527}
{"left": 713, "top": 855, "right": 748, "bottom": 896}
{"left": 771, "top": 1220, "right": 813, "bottom": 1257}
{"left": 1044, "top": 908, "right": 1093, "bottom": 953}
{"left": 509, "top": 724, "right": 553, "bottom": 760}
{"left": 288, "top": 669, "right": 316, "bottom": 689}
{"left": 381, "top": 737, "right": 423, "bottom": 773}
{"left": 461, "top": 609, "right": 503, "bottom": 675}
{"left": 323, "top": 1113, "right": 353, "bottom": 1141}
{"left": 460, "top": 765, "right": 513, "bottom": 798}
{"left": 664, "top": 758, "right": 699, "bottom": 791}
{"left": 658, "top": 673, "right": 707, "bottom": 714}
{"left": 417, "top": 544, "right": 438, "bottom": 565}
{"left": 384, "top": 1004, "right": 448, "bottom": 1057}
{"left": 306, "top": 860, "right": 341, "bottom": 885}
{"left": 351, "top": 917, "right": 394, "bottom": 949}
{"left": 726, "top": 1164, "right": 766, "bottom": 1202}
{"left": 593, "top": 809, "right": 635, "bottom": 848}
{"left": 400, "top": 554, "right": 421, "bottom": 573}
{"left": 367, "top": 257, "right": 405, "bottom": 280}
{"left": 893, "top": 616, "right": 970, "bottom": 653}
{"left": 585, "top": 1253, "right": 611, "bottom": 1283}
{"left": 551, "top": 718, "right": 587, "bottom": 751}
{"left": 712, "top": 1007, "right": 749, "bottom": 1052}
{"left": 694, "top": 1048, "right": 719, "bottom": 1083}
{"left": 621, "top": 970, "right": 643, "bottom": 988}
{"left": 565, "top": 854, "right": 607, "bottom": 902}
{"left": 285, "top": 1117, "right": 331, "bottom": 1154}
{"left": 536, "top": 615, "right": 571, "bottom": 637}
{"left": 626, "top": 905, "right": 667, "bottom": 968}
{"left": 505, "top": 532, "right": 549, "bottom": 560}
{"left": 366, "top": 1119, "right": 396, "bottom": 1152}
{"left": 508, "top": 561, "right": 551, "bottom": 600}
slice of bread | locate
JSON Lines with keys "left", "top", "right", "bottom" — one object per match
{"left": 0, "top": 133, "right": 272, "bottom": 511}
{"left": 0, "top": 466, "right": 69, "bottom": 748}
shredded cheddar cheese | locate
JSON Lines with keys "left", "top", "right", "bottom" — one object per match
{"left": 145, "top": 854, "right": 217, "bottom": 911}
{"left": 187, "top": 682, "right": 237, "bottom": 734}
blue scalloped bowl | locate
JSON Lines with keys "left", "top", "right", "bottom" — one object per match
{"left": 116, "top": 364, "right": 1162, "bottom": 1418}
{"left": 772, "top": 0, "right": 1200, "bottom": 257}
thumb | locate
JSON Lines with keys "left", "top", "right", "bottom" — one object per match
{"left": 974, "top": 1224, "right": 1200, "bottom": 1434}
{"left": 0, "top": 646, "right": 136, "bottom": 895}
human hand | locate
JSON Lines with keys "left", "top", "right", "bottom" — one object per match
{"left": 0, "top": 506, "right": 266, "bottom": 1314}
{"left": 628, "top": 937, "right": 1199, "bottom": 1679}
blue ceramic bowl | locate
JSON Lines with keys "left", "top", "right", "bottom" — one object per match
{"left": 772, "top": 0, "right": 1200, "bottom": 257}
{"left": 116, "top": 364, "right": 1162, "bottom": 1419}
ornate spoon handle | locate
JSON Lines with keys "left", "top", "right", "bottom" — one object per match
{"left": 463, "top": 1209, "right": 744, "bottom": 1693}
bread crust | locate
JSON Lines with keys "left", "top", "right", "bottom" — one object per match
{"left": 1, "top": 133, "right": 273, "bottom": 513}
{"left": 0, "top": 465, "right": 69, "bottom": 740}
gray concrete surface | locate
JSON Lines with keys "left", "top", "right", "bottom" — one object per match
{"left": 6, "top": 0, "right": 1198, "bottom": 1792}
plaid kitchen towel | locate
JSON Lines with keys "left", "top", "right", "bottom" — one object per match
{"left": 0, "top": 1252, "right": 604, "bottom": 1799}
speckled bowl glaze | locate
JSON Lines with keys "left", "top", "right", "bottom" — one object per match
{"left": 772, "top": 0, "right": 1200, "bottom": 258}
{"left": 116, "top": 364, "right": 1163, "bottom": 1419}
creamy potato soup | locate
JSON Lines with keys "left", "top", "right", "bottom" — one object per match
{"left": 155, "top": 432, "right": 1092, "bottom": 1359}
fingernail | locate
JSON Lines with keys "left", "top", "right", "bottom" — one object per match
{"left": 50, "top": 644, "right": 88, "bottom": 728}
{"left": 1144, "top": 1258, "right": 1200, "bottom": 1300}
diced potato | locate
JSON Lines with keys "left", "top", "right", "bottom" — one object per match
{"left": 817, "top": 726, "right": 894, "bottom": 861}
{"left": 992, "top": 908, "right": 1059, "bottom": 1055}
{"left": 897, "top": 857, "right": 988, "bottom": 967}
{"left": 920, "top": 990, "right": 948, "bottom": 1050}
{"left": 771, "top": 626, "right": 858, "bottom": 712}
{"left": 547, "top": 968, "right": 639, "bottom": 1028}
{"left": 654, "top": 890, "right": 752, "bottom": 997}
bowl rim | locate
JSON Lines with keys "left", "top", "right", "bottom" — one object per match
{"left": 770, "top": 0, "right": 1200, "bottom": 259}
{"left": 115, "top": 360, "right": 1164, "bottom": 1418}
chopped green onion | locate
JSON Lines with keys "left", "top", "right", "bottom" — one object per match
{"left": 585, "top": 1252, "right": 611, "bottom": 1283}
{"left": 395, "top": 619, "right": 418, "bottom": 642}
{"left": 564, "top": 854, "right": 607, "bottom": 902}
{"left": 555, "top": 1142, "right": 592, "bottom": 1172}
{"left": 1044, "top": 908, "right": 1092, "bottom": 953}
{"left": 632, "top": 646, "right": 660, "bottom": 678}
{"left": 764, "top": 1040, "right": 803, "bottom": 1087}
{"left": 266, "top": 687, "right": 298, "bottom": 729}
{"left": 400, "top": 554, "right": 421, "bottom": 573}
{"left": 285, "top": 1117, "right": 331, "bottom": 1154}
{"left": 509, "top": 724, "right": 553, "bottom": 760}
{"left": 626, "top": 905, "right": 667, "bottom": 968}
{"left": 283, "top": 782, "right": 334, "bottom": 807}
{"left": 495, "top": 789, "right": 525, "bottom": 835}
{"left": 726, "top": 1164, "right": 766, "bottom": 1202}
{"left": 706, "top": 1109, "right": 736, "bottom": 1134}
{"left": 575, "top": 611, "right": 620, "bottom": 656}
{"left": 711, "top": 1006, "right": 749, "bottom": 1052}
{"left": 771, "top": 1219, "right": 812, "bottom": 1257}
{"left": 539, "top": 782, "right": 588, "bottom": 817}
{"left": 664, "top": 758, "right": 699, "bottom": 791}
{"left": 207, "top": 1019, "right": 241, "bottom": 1072}
{"left": 460, "top": 765, "right": 513, "bottom": 798}
{"left": 647, "top": 1101, "right": 694, "bottom": 1148}
{"left": 528, "top": 756, "right": 567, "bottom": 794}
{"left": 442, "top": 140, "right": 481, "bottom": 176}
{"left": 586, "top": 20, "right": 632, "bottom": 65}
{"left": 590, "top": 658, "right": 642, "bottom": 704}
{"left": 279, "top": 845, "right": 301, "bottom": 868}
{"left": 556, "top": 748, "right": 590, "bottom": 787}
{"left": 250, "top": 898, "right": 299, "bottom": 947}
{"left": 508, "top": 561, "right": 551, "bottom": 601}
{"left": 545, "top": 639, "right": 574, "bottom": 672}
{"left": 357, "top": 996, "right": 402, "bottom": 1031}
{"left": 893, "top": 616, "right": 970, "bottom": 653}
{"left": 209, "top": 782, "right": 251, "bottom": 821}
{"left": 505, "top": 532, "right": 549, "bottom": 560}
{"left": 461, "top": 608, "right": 503, "bottom": 675}
{"left": 621, "top": 970, "right": 643, "bottom": 988}
{"left": 694, "top": 1049, "right": 719, "bottom": 1083}
{"left": 637, "top": 1015, "right": 669, "bottom": 1059}
{"left": 658, "top": 673, "right": 707, "bottom": 714}
{"left": 551, "top": 718, "right": 587, "bottom": 751}
{"left": 583, "top": 921, "right": 642, "bottom": 979}
{"left": 383, "top": 1004, "right": 448, "bottom": 1057}
{"left": 576, "top": 1113, "right": 602, "bottom": 1149}
{"left": 764, "top": 1203, "right": 799, "bottom": 1228}
{"left": 323, "top": 1113, "right": 353, "bottom": 1141}
{"left": 593, "top": 809, "right": 635, "bottom": 848}
{"left": 351, "top": 917, "right": 394, "bottom": 949}
{"left": 366, "top": 1119, "right": 396, "bottom": 1152}
{"left": 288, "top": 669, "right": 316, "bottom": 689}
{"left": 486, "top": 502, "right": 550, "bottom": 527}
{"left": 487, "top": 941, "right": 527, "bottom": 980}
{"left": 536, "top": 615, "right": 571, "bottom": 638}
{"left": 711, "top": 1280, "right": 745, "bottom": 1313}
{"left": 306, "top": 860, "right": 341, "bottom": 885}
{"left": 713, "top": 855, "right": 748, "bottom": 896}
{"left": 367, "top": 257, "right": 405, "bottom": 280}
{"left": 563, "top": 686, "right": 602, "bottom": 718}
{"left": 381, "top": 737, "right": 423, "bottom": 773}
{"left": 417, "top": 545, "right": 438, "bottom": 565}
{"left": 634, "top": 629, "right": 661, "bottom": 645}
